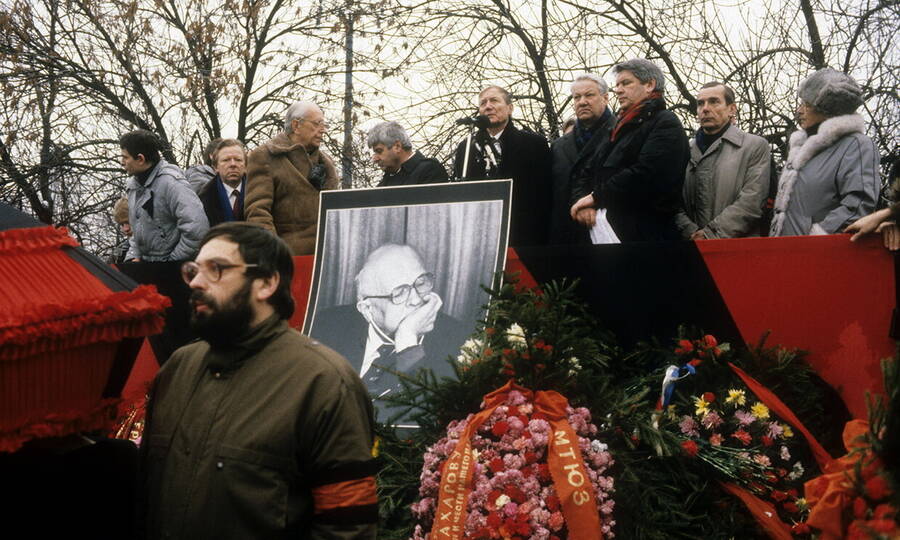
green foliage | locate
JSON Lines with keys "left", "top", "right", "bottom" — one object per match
{"left": 374, "top": 278, "right": 844, "bottom": 538}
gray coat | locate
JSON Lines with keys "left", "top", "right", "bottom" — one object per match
{"left": 126, "top": 159, "right": 209, "bottom": 261}
{"left": 772, "top": 114, "right": 878, "bottom": 236}
{"left": 676, "top": 125, "right": 771, "bottom": 239}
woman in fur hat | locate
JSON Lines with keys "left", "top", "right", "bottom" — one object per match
{"left": 770, "top": 68, "right": 879, "bottom": 237}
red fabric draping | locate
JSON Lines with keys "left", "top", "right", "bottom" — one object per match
{"left": 719, "top": 482, "right": 794, "bottom": 540}
{"left": 697, "top": 235, "right": 893, "bottom": 419}
{"left": 0, "top": 226, "right": 169, "bottom": 451}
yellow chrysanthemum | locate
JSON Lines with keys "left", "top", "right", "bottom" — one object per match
{"left": 796, "top": 497, "right": 808, "bottom": 511}
{"left": 781, "top": 424, "right": 794, "bottom": 438}
{"left": 694, "top": 396, "right": 710, "bottom": 416}
{"left": 666, "top": 404, "right": 678, "bottom": 420}
{"left": 725, "top": 389, "right": 746, "bottom": 406}
{"left": 371, "top": 436, "right": 381, "bottom": 458}
{"left": 750, "top": 402, "right": 770, "bottom": 420}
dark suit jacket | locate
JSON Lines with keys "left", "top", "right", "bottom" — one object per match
{"left": 453, "top": 121, "right": 552, "bottom": 247}
{"left": 550, "top": 111, "right": 616, "bottom": 244}
{"left": 198, "top": 175, "right": 244, "bottom": 227}
{"left": 310, "top": 304, "right": 471, "bottom": 422}
{"left": 310, "top": 304, "right": 470, "bottom": 379}
{"left": 571, "top": 98, "right": 689, "bottom": 242}
{"left": 378, "top": 150, "right": 449, "bottom": 187}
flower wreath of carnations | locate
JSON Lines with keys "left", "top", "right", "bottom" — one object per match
{"left": 411, "top": 380, "right": 616, "bottom": 540}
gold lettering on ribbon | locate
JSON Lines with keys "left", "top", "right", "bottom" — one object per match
{"left": 552, "top": 429, "right": 591, "bottom": 506}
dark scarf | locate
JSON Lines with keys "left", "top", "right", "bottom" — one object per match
{"left": 574, "top": 108, "right": 612, "bottom": 151}
{"left": 611, "top": 91, "right": 663, "bottom": 142}
{"left": 695, "top": 124, "right": 730, "bottom": 154}
{"left": 135, "top": 163, "right": 157, "bottom": 185}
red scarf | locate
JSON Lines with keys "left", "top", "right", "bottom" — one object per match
{"left": 610, "top": 91, "right": 663, "bottom": 142}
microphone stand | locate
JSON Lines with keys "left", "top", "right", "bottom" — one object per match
{"left": 461, "top": 125, "right": 475, "bottom": 180}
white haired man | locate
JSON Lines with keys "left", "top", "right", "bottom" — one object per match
{"left": 367, "top": 121, "right": 448, "bottom": 187}
{"left": 550, "top": 73, "right": 616, "bottom": 244}
{"left": 244, "top": 101, "right": 339, "bottom": 255}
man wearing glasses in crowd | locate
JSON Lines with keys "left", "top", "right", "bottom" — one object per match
{"left": 142, "top": 223, "right": 377, "bottom": 539}
{"left": 313, "top": 243, "right": 469, "bottom": 416}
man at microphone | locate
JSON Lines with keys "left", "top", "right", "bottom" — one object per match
{"left": 452, "top": 85, "right": 552, "bottom": 247}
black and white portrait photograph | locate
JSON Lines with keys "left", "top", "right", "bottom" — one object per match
{"left": 304, "top": 180, "right": 511, "bottom": 424}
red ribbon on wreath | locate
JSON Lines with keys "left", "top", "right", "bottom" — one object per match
{"left": 430, "top": 380, "right": 603, "bottom": 540}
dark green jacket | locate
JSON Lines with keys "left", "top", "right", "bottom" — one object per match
{"left": 142, "top": 315, "right": 377, "bottom": 539}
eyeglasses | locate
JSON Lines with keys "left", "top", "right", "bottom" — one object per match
{"left": 181, "top": 260, "right": 259, "bottom": 284}
{"left": 363, "top": 272, "right": 434, "bottom": 305}
{"left": 298, "top": 118, "right": 328, "bottom": 130}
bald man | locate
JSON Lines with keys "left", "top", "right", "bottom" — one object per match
{"left": 310, "top": 244, "right": 470, "bottom": 418}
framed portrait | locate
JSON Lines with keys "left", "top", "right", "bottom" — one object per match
{"left": 303, "top": 180, "right": 511, "bottom": 425}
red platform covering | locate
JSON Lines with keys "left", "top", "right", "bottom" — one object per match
{"left": 126, "top": 238, "right": 894, "bottom": 420}
{"left": 696, "top": 236, "right": 893, "bottom": 419}
{"left": 0, "top": 227, "right": 169, "bottom": 452}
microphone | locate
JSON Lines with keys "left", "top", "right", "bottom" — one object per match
{"left": 456, "top": 115, "right": 491, "bottom": 129}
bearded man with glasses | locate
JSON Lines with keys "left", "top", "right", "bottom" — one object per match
{"left": 312, "top": 243, "right": 469, "bottom": 417}
{"left": 142, "top": 222, "right": 377, "bottom": 539}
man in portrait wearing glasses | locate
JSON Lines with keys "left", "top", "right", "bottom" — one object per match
{"left": 312, "top": 243, "right": 469, "bottom": 415}
{"left": 244, "top": 100, "right": 339, "bottom": 255}
{"left": 142, "top": 223, "right": 377, "bottom": 539}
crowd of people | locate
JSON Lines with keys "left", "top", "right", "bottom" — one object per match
{"left": 114, "top": 58, "right": 895, "bottom": 539}
{"left": 113, "top": 59, "right": 893, "bottom": 265}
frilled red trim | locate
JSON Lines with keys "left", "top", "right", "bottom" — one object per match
{"left": 0, "top": 285, "right": 171, "bottom": 361}
{"left": 0, "top": 398, "right": 120, "bottom": 454}
{"left": 0, "top": 226, "right": 79, "bottom": 254}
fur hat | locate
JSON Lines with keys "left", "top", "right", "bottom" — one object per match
{"left": 798, "top": 68, "right": 863, "bottom": 117}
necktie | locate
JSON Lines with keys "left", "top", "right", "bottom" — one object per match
{"left": 231, "top": 191, "right": 242, "bottom": 220}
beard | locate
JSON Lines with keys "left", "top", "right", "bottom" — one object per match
{"left": 190, "top": 279, "right": 254, "bottom": 348}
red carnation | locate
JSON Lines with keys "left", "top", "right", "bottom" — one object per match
{"left": 487, "top": 511, "right": 503, "bottom": 528}
{"left": 505, "top": 485, "right": 527, "bottom": 504}
{"left": 853, "top": 496, "right": 868, "bottom": 519}
{"left": 546, "top": 494, "right": 561, "bottom": 512}
{"left": 538, "top": 463, "right": 552, "bottom": 482}
{"left": 535, "top": 363, "right": 546, "bottom": 371}
{"left": 675, "top": 339, "right": 693, "bottom": 354}
{"left": 488, "top": 489, "right": 502, "bottom": 505}
{"left": 873, "top": 503, "right": 895, "bottom": 520}
{"left": 524, "top": 451, "right": 539, "bottom": 464}
{"left": 771, "top": 490, "right": 788, "bottom": 502}
{"left": 783, "top": 501, "right": 799, "bottom": 513}
{"left": 473, "top": 527, "right": 492, "bottom": 539}
{"left": 791, "top": 522, "right": 810, "bottom": 534}
{"left": 681, "top": 439, "right": 699, "bottom": 457}
{"left": 485, "top": 327, "right": 496, "bottom": 335}
{"left": 484, "top": 347, "right": 494, "bottom": 356}
{"left": 865, "top": 475, "right": 889, "bottom": 501}
{"left": 702, "top": 391, "right": 716, "bottom": 403}
{"left": 492, "top": 421, "right": 510, "bottom": 437}
{"left": 761, "top": 435, "right": 774, "bottom": 447}
{"left": 689, "top": 359, "right": 703, "bottom": 367}
{"left": 868, "top": 518, "right": 898, "bottom": 533}
{"left": 787, "top": 488, "right": 798, "bottom": 498}
{"left": 489, "top": 457, "right": 505, "bottom": 473}
{"left": 731, "top": 429, "right": 752, "bottom": 446}
{"left": 703, "top": 334, "right": 718, "bottom": 347}
{"left": 502, "top": 348, "right": 516, "bottom": 359}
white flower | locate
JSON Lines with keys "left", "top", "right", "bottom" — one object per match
{"left": 788, "top": 461, "right": 805, "bottom": 480}
{"left": 495, "top": 494, "right": 511, "bottom": 508}
{"left": 591, "top": 440, "right": 608, "bottom": 453}
{"left": 506, "top": 323, "right": 527, "bottom": 347}
{"left": 779, "top": 445, "right": 791, "bottom": 461}
{"left": 456, "top": 337, "right": 483, "bottom": 365}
